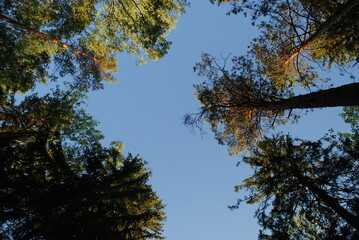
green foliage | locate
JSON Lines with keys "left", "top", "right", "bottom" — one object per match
{"left": 0, "top": 90, "right": 166, "bottom": 239}
{"left": 0, "top": 0, "right": 187, "bottom": 94}
{"left": 232, "top": 134, "right": 358, "bottom": 239}
{"left": 341, "top": 106, "right": 359, "bottom": 137}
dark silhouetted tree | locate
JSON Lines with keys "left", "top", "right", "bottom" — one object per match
{"left": 231, "top": 133, "right": 358, "bottom": 239}
{"left": 0, "top": 91, "right": 166, "bottom": 240}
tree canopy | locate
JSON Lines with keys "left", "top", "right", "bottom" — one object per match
{"left": 0, "top": 0, "right": 187, "bottom": 94}
{"left": 0, "top": 91, "right": 166, "bottom": 239}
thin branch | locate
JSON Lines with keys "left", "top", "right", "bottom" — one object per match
{"left": 285, "top": 0, "right": 359, "bottom": 65}
{"left": 0, "top": 13, "right": 101, "bottom": 62}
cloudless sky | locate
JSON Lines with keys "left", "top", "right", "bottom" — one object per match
{"left": 77, "top": 1, "right": 352, "bottom": 239}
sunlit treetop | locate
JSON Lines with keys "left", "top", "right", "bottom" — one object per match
{"left": 0, "top": 0, "right": 188, "bottom": 94}
{"left": 209, "top": 0, "right": 359, "bottom": 88}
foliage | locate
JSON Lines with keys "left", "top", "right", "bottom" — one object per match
{"left": 341, "top": 106, "right": 359, "bottom": 140}
{"left": 231, "top": 134, "right": 359, "bottom": 239}
{"left": 0, "top": 91, "right": 166, "bottom": 239}
{"left": 0, "top": 0, "right": 187, "bottom": 94}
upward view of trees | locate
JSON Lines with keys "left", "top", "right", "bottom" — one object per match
{"left": 0, "top": 0, "right": 358, "bottom": 239}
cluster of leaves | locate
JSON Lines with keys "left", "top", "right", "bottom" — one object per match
{"left": 0, "top": 0, "right": 187, "bottom": 94}
{"left": 0, "top": 91, "right": 166, "bottom": 239}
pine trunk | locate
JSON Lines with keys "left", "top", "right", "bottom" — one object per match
{"left": 265, "top": 82, "right": 359, "bottom": 110}
{"left": 295, "top": 173, "right": 359, "bottom": 230}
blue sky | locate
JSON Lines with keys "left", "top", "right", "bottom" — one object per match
{"left": 80, "top": 1, "right": 351, "bottom": 239}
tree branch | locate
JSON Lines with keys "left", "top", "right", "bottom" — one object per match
{"left": 285, "top": 0, "right": 359, "bottom": 65}
{"left": 0, "top": 13, "right": 100, "bottom": 62}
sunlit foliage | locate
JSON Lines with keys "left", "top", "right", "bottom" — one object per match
{"left": 0, "top": 0, "right": 187, "bottom": 94}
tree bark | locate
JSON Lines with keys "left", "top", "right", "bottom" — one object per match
{"left": 0, "top": 13, "right": 100, "bottom": 62}
{"left": 265, "top": 82, "right": 359, "bottom": 110}
{"left": 295, "top": 173, "right": 359, "bottom": 231}
{"left": 285, "top": 0, "right": 359, "bottom": 64}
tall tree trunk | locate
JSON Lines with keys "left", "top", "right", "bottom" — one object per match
{"left": 294, "top": 173, "right": 359, "bottom": 231}
{"left": 285, "top": 0, "right": 359, "bottom": 64}
{"left": 264, "top": 82, "right": 359, "bottom": 110}
{"left": 0, "top": 13, "right": 100, "bottom": 62}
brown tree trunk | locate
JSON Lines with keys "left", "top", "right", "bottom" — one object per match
{"left": 0, "top": 13, "right": 100, "bottom": 62}
{"left": 285, "top": 0, "right": 359, "bottom": 64}
{"left": 266, "top": 82, "right": 359, "bottom": 110}
{"left": 295, "top": 173, "right": 359, "bottom": 231}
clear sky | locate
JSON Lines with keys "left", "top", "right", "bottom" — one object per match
{"left": 79, "top": 1, "right": 351, "bottom": 239}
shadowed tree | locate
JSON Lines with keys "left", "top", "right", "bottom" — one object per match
{"left": 0, "top": 0, "right": 187, "bottom": 94}
{"left": 186, "top": 54, "right": 359, "bottom": 154}
{"left": 0, "top": 91, "right": 166, "bottom": 240}
{"left": 231, "top": 133, "right": 358, "bottom": 239}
